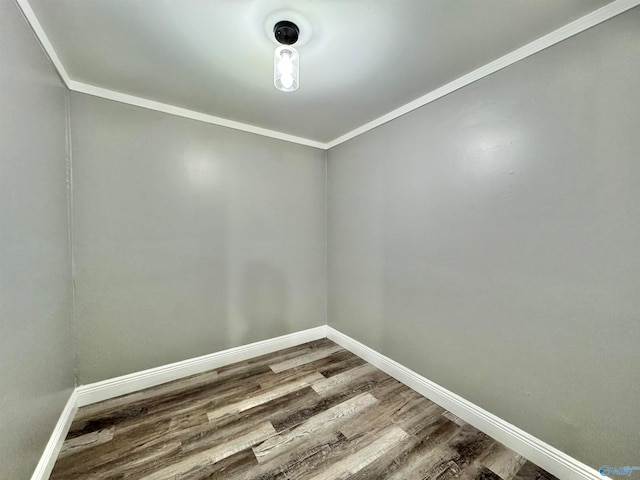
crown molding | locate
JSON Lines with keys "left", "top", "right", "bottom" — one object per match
{"left": 324, "top": 0, "right": 640, "bottom": 149}
{"left": 16, "top": 0, "right": 640, "bottom": 151}
{"left": 15, "top": 0, "right": 72, "bottom": 87}
{"left": 14, "top": 0, "right": 326, "bottom": 150}
{"left": 67, "top": 80, "right": 327, "bottom": 150}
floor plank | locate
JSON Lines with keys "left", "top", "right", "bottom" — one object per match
{"left": 305, "top": 426, "right": 409, "bottom": 480}
{"left": 269, "top": 345, "right": 344, "bottom": 373}
{"left": 480, "top": 443, "right": 528, "bottom": 480}
{"left": 253, "top": 392, "right": 378, "bottom": 464}
{"left": 206, "top": 372, "right": 325, "bottom": 422}
{"left": 58, "top": 426, "right": 114, "bottom": 458}
{"left": 139, "top": 421, "right": 277, "bottom": 479}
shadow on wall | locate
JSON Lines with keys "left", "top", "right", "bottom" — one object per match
{"left": 233, "top": 262, "right": 289, "bottom": 345}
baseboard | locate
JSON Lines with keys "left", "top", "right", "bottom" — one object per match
{"left": 34, "top": 325, "right": 602, "bottom": 480}
{"left": 76, "top": 326, "right": 327, "bottom": 406}
{"left": 30, "top": 390, "right": 79, "bottom": 480}
{"left": 326, "top": 326, "right": 603, "bottom": 480}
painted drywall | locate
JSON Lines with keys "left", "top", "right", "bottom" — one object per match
{"left": 328, "top": 6, "right": 640, "bottom": 469}
{"left": 0, "top": 1, "right": 76, "bottom": 479}
{"left": 70, "top": 94, "right": 326, "bottom": 384}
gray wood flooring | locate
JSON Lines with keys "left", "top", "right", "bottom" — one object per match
{"left": 51, "top": 339, "right": 559, "bottom": 479}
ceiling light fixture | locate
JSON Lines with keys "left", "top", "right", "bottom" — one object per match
{"left": 273, "top": 20, "right": 299, "bottom": 92}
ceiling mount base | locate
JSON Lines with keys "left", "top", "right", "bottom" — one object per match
{"left": 274, "top": 20, "right": 299, "bottom": 45}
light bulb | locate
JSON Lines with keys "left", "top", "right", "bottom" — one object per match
{"left": 281, "top": 74, "right": 294, "bottom": 89}
{"left": 280, "top": 57, "right": 293, "bottom": 75}
{"left": 274, "top": 46, "right": 299, "bottom": 92}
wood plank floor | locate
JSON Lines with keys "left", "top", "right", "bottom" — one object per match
{"left": 51, "top": 339, "right": 559, "bottom": 479}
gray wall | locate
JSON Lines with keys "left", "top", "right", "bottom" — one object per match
{"left": 328, "top": 7, "right": 640, "bottom": 469}
{"left": 0, "top": 1, "right": 76, "bottom": 479}
{"left": 70, "top": 94, "right": 326, "bottom": 384}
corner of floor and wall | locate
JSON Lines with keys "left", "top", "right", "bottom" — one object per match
{"left": 2, "top": 0, "right": 640, "bottom": 479}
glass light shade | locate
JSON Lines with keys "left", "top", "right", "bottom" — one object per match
{"left": 274, "top": 45, "right": 299, "bottom": 92}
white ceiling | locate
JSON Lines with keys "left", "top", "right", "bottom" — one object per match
{"left": 22, "top": 0, "right": 622, "bottom": 146}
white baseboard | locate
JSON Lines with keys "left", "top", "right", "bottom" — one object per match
{"left": 34, "top": 325, "right": 602, "bottom": 480}
{"left": 30, "top": 390, "right": 78, "bottom": 480}
{"left": 32, "top": 327, "right": 327, "bottom": 479}
{"left": 326, "top": 326, "right": 603, "bottom": 480}
{"left": 76, "top": 326, "right": 327, "bottom": 406}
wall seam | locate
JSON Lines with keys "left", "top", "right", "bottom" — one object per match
{"left": 324, "top": 149, "right": 329, "bottom": 327}
{"left": 64, "top": 91, "right": 79, "bottom": 387}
